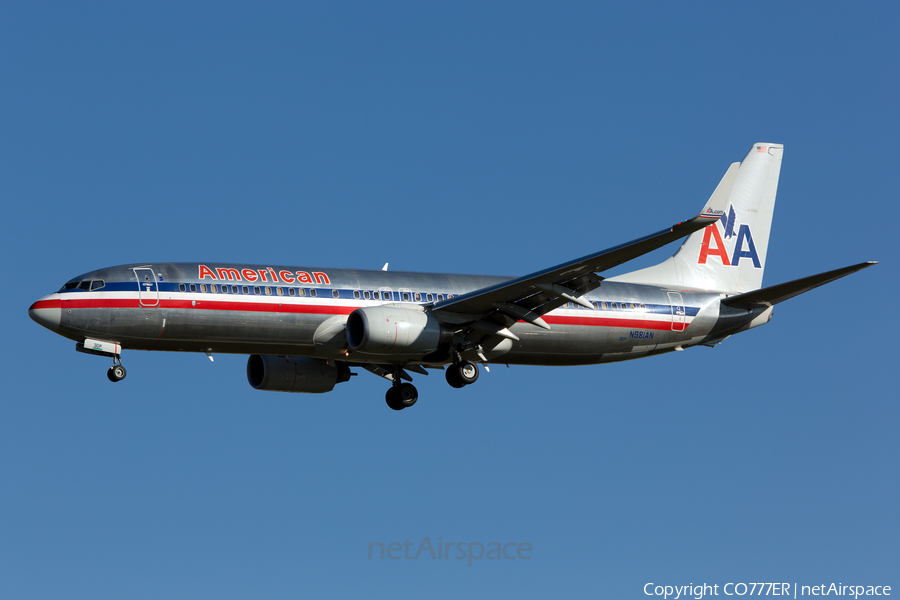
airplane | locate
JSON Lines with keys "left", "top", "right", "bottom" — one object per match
{"left": 28, "top": 143, "right": 876, "bottom": 410}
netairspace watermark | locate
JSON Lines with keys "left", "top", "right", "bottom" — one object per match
{"left": 644, "top": 582, "right": 891, "bottom": 599}
{"left": 368, "top": 537, "right": 531, "bottom": 566}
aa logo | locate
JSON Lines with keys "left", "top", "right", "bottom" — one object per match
{"left": 698, "top": 205, "right": 761, "bottom": 268}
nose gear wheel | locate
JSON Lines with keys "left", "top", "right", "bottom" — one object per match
{"left": 107, "top": 364, "right": 126, "bottom": 382}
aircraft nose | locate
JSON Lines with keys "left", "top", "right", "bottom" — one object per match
{"left": 29, "top": 298, "right": 61, "bottom": 332}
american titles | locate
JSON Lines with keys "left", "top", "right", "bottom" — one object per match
{"left": 198, "top": 264, "right": 330, "bottom": 285}
{"left": 697, "top": 204, "right": 761, "bottom": 268}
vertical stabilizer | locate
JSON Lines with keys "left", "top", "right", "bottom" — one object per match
{"left": 610, "top": 143, "right": 783, "bottom": 293}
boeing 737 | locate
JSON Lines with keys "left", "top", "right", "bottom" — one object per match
{"left": 29, "top": 143, "right": 875, "bottom": 410}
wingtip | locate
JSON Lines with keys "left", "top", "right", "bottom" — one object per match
{"left": 697, "top": 162, "right": 739, "bottom": 221}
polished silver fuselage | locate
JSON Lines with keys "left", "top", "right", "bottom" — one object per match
{"left": 31, "top": 263, "right": 761, "bottom": 366}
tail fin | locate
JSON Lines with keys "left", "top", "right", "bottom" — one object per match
{"left": 610, "top": 143, "right": 783, "bottom": 293}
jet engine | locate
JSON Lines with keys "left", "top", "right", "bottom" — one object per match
{"left": 247, "top": 355, "right": 351, "bottom": 393}
{"left": 346, "top": 306, "right": 450, "bottom": 355}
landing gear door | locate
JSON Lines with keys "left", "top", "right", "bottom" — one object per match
{"left": 668, "top": 292, "right": 686, "bottom": 332}
{"left": 134, "top": 267, "right": 159, "bottom": 307}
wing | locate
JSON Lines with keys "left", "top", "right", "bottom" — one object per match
{"left": 431, "top": 163, "right": 738, "bottom": 343}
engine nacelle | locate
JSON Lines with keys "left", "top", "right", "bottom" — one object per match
{"left": 346, "top": 306, "right": 449, "bottom": 355}
{"left": 247, "top": 355, "right": 351, "bottom": 393}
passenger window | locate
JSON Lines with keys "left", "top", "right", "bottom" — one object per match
{"left": 242, "top": 286, "right": 249, "bottom": 294}
{"left": 402, "top": 292, "right": 410, "bottom": 302}
{"left": 353, "top": 290, "right": 360, "bottom": 299}
{"left": 265, "top": 287, "right": 272, "bottom": 295}
{"left": 332, "top": 289, "right": 340, "bottom": 298}
{"left": 601, "top": 302, "right": 608, "bottom": 310}
{"left": 437, "top": 294, "right": 444, "bottom": 301}
{"left": 276, "top": 287, "right": 284, "bottom": 296}
{"left": 413, "top": 293, "right": 420, "bottom": 302}
{"left": 640, "top": 304, "right": 646, "bottom": 310}
{"left": 211, "top": 284, "right": 218, "bottom": 293}
{"left": 254, "top": 286, "right": 261, "bottom": 295}
{"left": 288, "top": 288, "right": 295, "bottom": 297}
{"left": 232, "top": 286, "right": 239, "bottom": 294}
{"left": 310, "top": 289, "right": 317, "bottom": 297}
{"left": 199, "top": 284, "right": 206, "bottom": 293}
{"left": 363, "top": 290, "right": 370, "bottom": 300}
{"left": 373, "top": 291, "right": 380, "bottom": 300}
{"left": 298, "top": 288, "right": 305, "bottom": 297}
{"left": 188, "top": 284, "right": 195, "bottom": 292}
{"left": 179, "top": 283, "right": 186, "bottom": 292}
{"left": 90, "top": 280, "right": 105, "bottom": 291}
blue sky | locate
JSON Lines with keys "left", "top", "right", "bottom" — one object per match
{"left": 1, "top": 2, "right": 896, "bottom": 598}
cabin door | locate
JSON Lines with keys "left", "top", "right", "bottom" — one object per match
{"left": 134, "top": 267, "right": 159, "bottom": 307}
{"left": 668, "top": 292, "right": 686, "bottom": 332}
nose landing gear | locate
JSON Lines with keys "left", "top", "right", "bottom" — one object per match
{"left": 76, "top": 340, "right": 127, "bottom": 383}
{"left": 107, "top": 357, "right": 126, "bottom": 382}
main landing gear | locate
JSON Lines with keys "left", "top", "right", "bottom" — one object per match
{"left": 445, "top": 360, "right": 479, "bottom": 389}
{"left": 385, "top": 382, "right": 418, "bottom": 411}
{"left": 107, "top": 357, "right": 126, "bottom": 382}
{"left": 382, "top": 360, "right": 479, "bottom": 411}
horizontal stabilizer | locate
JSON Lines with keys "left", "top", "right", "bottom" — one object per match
{"left": 721, "top": 261, "right": 877, "bottom": 309}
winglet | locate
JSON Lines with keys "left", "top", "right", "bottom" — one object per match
{"left": 694, "top": 162, "right": 739, "bottom": 224}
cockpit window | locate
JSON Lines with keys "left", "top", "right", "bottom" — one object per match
{"left": 60, "top": 282, "right": 80, "bottom": 291}
{"left": 77, "top": 280, "right": 91, "bottom": 290}
{"left": 90, "top": 280, "right": 105, "bottom": 291}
